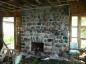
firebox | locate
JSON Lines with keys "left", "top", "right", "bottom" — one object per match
{"left": 31, "top": 42, "right": 44, "bottom": 52}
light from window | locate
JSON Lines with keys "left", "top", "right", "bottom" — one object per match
{"left": 81, "top": 17, "right": 86, "bottom": 26}
{"left": 71, "top": 16, "right": 86, "bottom": 49}
{"left": 71, "top": 38, "right": 77, "bottom": 43}
{"left": 81, "top": 40, "right": 86, "bottom": 49}
{"left": 71, "top": 16, "right": 78, "bottom": 48}
{"left": 3, "top": 17, "right": 14, "bottom": 49}
{"left": 3, "top": 17, "right": 14, "bottom": 22}
{"left": 72, "top": 16, "right": 78, "bottom": 26}
{"left": 71, "top": 27, "right": 77, "bottom": 37}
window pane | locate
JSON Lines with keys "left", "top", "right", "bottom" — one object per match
{"left": 72, "top": 16, "right": 78, "bottom": 26}
{"left": 81, "top": 17, "right": 86, "bottom": 26}
{"left": 81, "top": 27, "right": 86, "bottom": 38}
{"left": 71, "top": 27, "right": 77, "bottom": 37}
{"left": 70, "top": 42, "right": 78, "bottom": 49}
{"left": 3, "top": 17, "right": 14, "bottom": 49}
{"left": 3, "top": 17, "right": 14, "bottom": 22}
{"left": 71, "top": 38, "right": 77, "bottom": 43}
{"left": 81, "top": 40, "right": 86, "bottom": 49}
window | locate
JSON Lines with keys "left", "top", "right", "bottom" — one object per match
{"left": 80, "top": 17, "right": 86, "bottom": 48}
{"left": 70, "top": 16, "right": 86, "bottom": 49}
{"left": 71, "top": 16, "right": 78, "bottom": 43}
{"left": 3, "top": 17, "right": 14, "bottom": 49}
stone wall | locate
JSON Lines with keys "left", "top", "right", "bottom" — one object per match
{"left": 21, "top": 6, "right": 69, "bottom": 54}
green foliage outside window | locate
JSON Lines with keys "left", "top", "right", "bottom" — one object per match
{"left": 3, "top": 35, "right": 14, "bottom": 45}
{"left": 81, "top": 28, "right": 86, "bottom": 38}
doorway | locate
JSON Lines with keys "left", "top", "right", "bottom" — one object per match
{"left": 3, "top": 17, "right": 14, "bottom": 49}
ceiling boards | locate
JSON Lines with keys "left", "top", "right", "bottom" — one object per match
{"left": 0, "top": 0, "right": 69, "bottom": 11}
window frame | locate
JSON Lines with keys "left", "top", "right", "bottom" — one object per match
{"left": 70, "top": 16, "right": 86, "bottom": 49}
{"left": 80, "top": 16, "right": 86, "bottom": 48}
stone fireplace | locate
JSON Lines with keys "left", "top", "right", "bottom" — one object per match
{"left": 21, "top": 6, "right": 69, "bottom": 54}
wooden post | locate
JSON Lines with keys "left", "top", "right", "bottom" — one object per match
{"left": 0, "top": 17, "right": 3, "bottom": 51}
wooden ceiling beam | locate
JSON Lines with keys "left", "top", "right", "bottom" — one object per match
{"left": 0, "top": 0, "right": 22, "bottom": 9}
{"left": 35, "top": 0, "right": 42, "bottom": 4}
{"left": 0, "top": 0, "right": 69, "bottom": 11}
{"left": 0, "top": 0, "right": 17, "bottom": 7}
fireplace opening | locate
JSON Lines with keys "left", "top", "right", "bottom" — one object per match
{"left": 31, "top": 42, "right": 44, "bottom": 52}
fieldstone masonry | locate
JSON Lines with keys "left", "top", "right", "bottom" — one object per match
{"left": 21, "top": 6, "right": 69, "bottom": 54}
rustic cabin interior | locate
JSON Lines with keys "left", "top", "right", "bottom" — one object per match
{"left": 0, "top": 0, "right": 86, "bottom": 64}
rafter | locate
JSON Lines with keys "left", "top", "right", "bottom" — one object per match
{"left": 0, "top": 0, "right": 69, "bottom": 11}
{"left": 0, "top": 0, "right": 21, "bottom": 8}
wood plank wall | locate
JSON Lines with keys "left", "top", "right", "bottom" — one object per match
{"left": 0, "top": 10, "right": 21, "bottom": 51}
{"left": 69, "top": 0, "right": 86, "bottom": 15}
